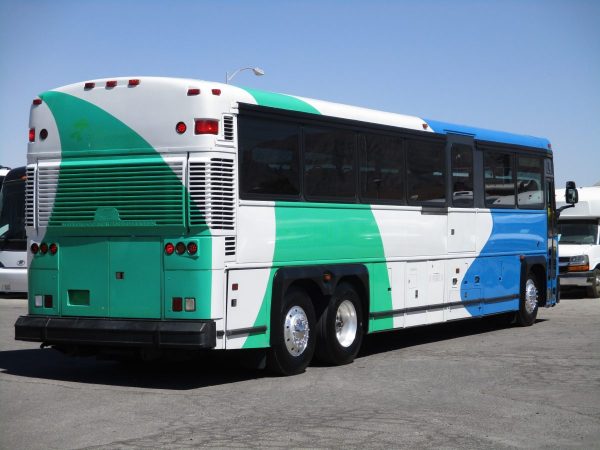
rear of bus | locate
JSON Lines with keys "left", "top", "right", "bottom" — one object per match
{"left": 15, "top": 77, "right": 237, "bottom": 356}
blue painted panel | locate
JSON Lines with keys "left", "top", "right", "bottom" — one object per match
{"left": 462, "top": 210, "right": 547, "bottom": 316}
{"left": 425, "top": 118, "right": 550, "bottom": 151}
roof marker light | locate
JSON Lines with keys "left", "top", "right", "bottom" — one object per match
{"left": 187, "top": 88, "right": 200, "bottom": 96}
{"left": 106, "top": 80, "right": 117, "bottom": 88}
{"left": 84, "top": 82, "right": 95, "bottom": 90}
{"left": 33, "top": 98, "right": 42, "bottom": 105}
{"left": 212, "top": 89, "right": 221, "bottom": 96}
{"left": 194, "top": 119, "right": 219, "bottom": 135}
{"left": 422, "top": 123, "right": 429, "bottom": 130}
{"left": 128, "top": 79, "right": 140, "bottom": 86}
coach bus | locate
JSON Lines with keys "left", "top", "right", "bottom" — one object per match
{"left": 0, "top": 166, "right": 28, "bottom": 293}
{"left": 15, "top": 77, "right": 576, "bottom": 374}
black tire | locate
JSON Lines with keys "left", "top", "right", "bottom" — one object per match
{"left": 585, "top": 268, "right": 600, "bottom": 298}
{"left": 517, "top": 271, "right": 540, "bottom": 327}
{"left": 267, "top": 287, "right": 316, "bottom": 376}
{"left": 315, "top": 282, "right": 364, "bottom": 366}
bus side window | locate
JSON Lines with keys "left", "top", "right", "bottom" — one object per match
{"left": 484, "top": 151, "right": 515, "bottom": 208}
{"left": 360, "top": 133, "right": 404, "bottom": 203}
{"left": 517, "top": 156, "right": 544, "bottom": 209}
{"left": 406, "top": 138, "right": 446, "bottom": 205}
{"left": 451, "top": 144, "right": 474, "bottom": 207}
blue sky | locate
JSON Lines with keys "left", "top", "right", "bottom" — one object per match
{"left": 1, "top": 0, "right": 599, "bottom": 187}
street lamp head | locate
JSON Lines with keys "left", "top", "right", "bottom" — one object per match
{"left": 252, "top": 67, "right": 265, "bottom": 77}
{"left": 226, "top": 66, "right": 266, "bottom": 84}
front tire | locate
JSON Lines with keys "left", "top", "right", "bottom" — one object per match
{"left": 267, "top": 288, "right": 316, "bottom": 376}
{"left": 517, "top": 271, "right": 539, "bottom": 326}
{"left": 315, "top": 283, "right": 364, "bottom": 366}
{"left": 586, "top": 268, "right": 600, "bottom": 298}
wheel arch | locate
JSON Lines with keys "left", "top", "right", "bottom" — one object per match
{"left": 269, "top": 264, "right": 369, "bottom": 345}
{"left": 520, "top": 256, "right": 547, "bottom": 306}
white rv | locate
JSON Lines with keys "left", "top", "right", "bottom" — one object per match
{"left": 556, "top": 185, "right": 600, "bottom": 297}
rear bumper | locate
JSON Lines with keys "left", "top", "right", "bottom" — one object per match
{"left": 15, "top": 316, "right": 216, "bottom": 349}
{"left": 559, "top": 271, "right": 594, "bottom": 287}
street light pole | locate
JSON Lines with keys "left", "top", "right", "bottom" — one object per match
{"left": 225, "top": 67, "right": 265, "bottom": 84}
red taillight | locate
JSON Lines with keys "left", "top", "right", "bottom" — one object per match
{"left": 49, "top": 243, "right": 58, "bottom": 255}
{"left": 44, "top": 295, "right": 53, "bottom": 308}
{"left": 40, "top": 129, "right": 48, "bottom": 140}
{"left": 84, "top": 82, "right": 95, "bottom": 90}
{"left": 33, "top": 98, "right": 42, "bottom": 105}
{"left": 175, "top": 242, "right": 186, "bottom": 255}
{"left": 187, "top": 242, "right": 198, "bottom": 255}
{"left": 128, "top": 79, "right": 140, "bottom": 86}
{"left": 106, "top": 80, "right": 117, "bottom": 88}
{"left": 194, "top": 119, "right": 218, "bottom": 135}
{"left": 172, "top": 297, "right": 183, "bottom": 312}
{"left": 211, "top": 89, "right": 221, "bottom": 96}
{"left": 175, "top": 122, "right": 187, "bottom": 134}
{"left": 30, "top": 243, "right": 39, "bottom": 254}
{"left": 40, "top": 243, "right": 48, "bottom": 254}
{"left": 187, "top": 88, "right": 200, "bottom": 96}
{"left": 29, "top": 128, "right": 35, "bottom": 142}
{"left": 165, "top": 242, "right": 175, "bottom": 255}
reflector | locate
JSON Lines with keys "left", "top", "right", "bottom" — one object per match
{"left": 44, "top": 295, "right": 53, "bottom": 308}
{"left": 172, "top": 297, "right": 183, "bottom": 312}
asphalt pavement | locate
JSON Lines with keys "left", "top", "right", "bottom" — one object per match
{"left": 1, "top": 292, "right": 599, "bottom": 449}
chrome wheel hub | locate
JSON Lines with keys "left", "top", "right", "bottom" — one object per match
{"left": 335, "top": 300, "right": 358, "bottom": 348}
{"left": 284, "top": 306, "right": 309, "bottom": 356}
{"left": 525, "top": 278, "right": 538, "bottom": 314}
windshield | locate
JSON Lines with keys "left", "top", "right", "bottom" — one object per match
{"left": 558, "top": 220, "right": 599, "bottom": 245}
{"left": 0, "top": 176, "right": 26, "bottom": 250}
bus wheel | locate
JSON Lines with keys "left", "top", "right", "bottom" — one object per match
{"left": 517, "top": 272, "right": 539, "bottom": 326}
{"left": 586, "top": 269, "right": 600, "bottom": 298}
{"left": 267, "top": 288, "right": 316, "bottom": 376}
{"left": 315, "top": 283, "right": 363, "bottom": 366}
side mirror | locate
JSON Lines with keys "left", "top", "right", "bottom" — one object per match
{"left": 565, "top": 181, "right": 578, "bottom": 205}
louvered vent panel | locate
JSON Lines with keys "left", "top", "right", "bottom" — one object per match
{"left": 36, "top": 160, "right": 185, "bottom": 227}
{"left": 225, "top": 236, "right": 236, "bottom": 256}
{"left": 25, "top": 166, "right": 35, "bottom": 227}
{"left": 189, "top": 158, "right": 235, "bottom": 230}
{"left": 223, "top": 115, "right": 234, "bottom": 141}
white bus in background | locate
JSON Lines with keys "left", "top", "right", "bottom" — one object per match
{"left": 557, "top": 185, "right": 600, "bottom": 298}
{"left": 0, "top": 166, "right": 10, "bottom": 187}
{"left": 0, "top": 166, "right": 28, "bottom": 294}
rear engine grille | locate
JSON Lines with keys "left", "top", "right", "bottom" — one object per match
{"left": 222, "top": 115, "right": 234, "bottom": 141}
{"left": 189, "top": 158, "right": 235, "bottom": 230}
{"left": 25, "top": 166, "right": 35, "bottom": 227}
{"left": 35, "top": 159, "right": 185, "bottom": 227}
{"left": 225, "top": 236, "right": 236, "bottom": 256}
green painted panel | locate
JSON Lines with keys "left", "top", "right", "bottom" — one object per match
{"left": 164, "top": 270, "right": 212, "bottom": 319}
{"left": 28, "top": 269, "right": 59, "bottom": 316}
{"left": 59, "top": 238, "right": 110, "bottom": 317}
{"left": 243, "top": 88, "right": 321, "bottom": 115}
{"left": 243, "top": 202, "right": 394, "bottom": 349}
{"left": 41, "top": 91, "right": 155, "bottom": 155}
{"left": 109, "top": 238, "right": 161, "bottom": 319}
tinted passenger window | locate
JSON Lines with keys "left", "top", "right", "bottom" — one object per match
{"left": 484, "top": 151, "right": 515, "bottom": 207}
{"left": 406, "top": 138, "right": 446, "bottom": 205}
{"left": 517, "top": 156, "right": 544, "bottom": 209}
{"left": 360, "top": 134, "right": 404, "bottom": 202}
{"left": 239, "top": 117, "right": 300, "bottom": 198}
{"left": 451, "top": 144, "right": 474, "bottom": 207}
{"left": 304, "top": 127, "right": 356, "bottom": 200}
